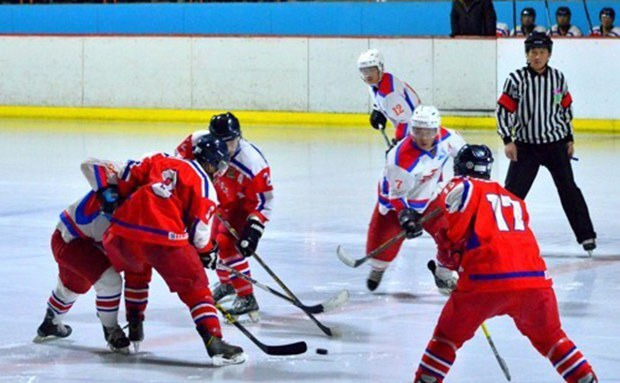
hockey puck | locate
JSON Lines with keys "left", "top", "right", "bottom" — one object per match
{"left": 315, "top": 348, "right": 328, "bottom": 355}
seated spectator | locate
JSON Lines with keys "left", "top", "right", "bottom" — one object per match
{"left": 590, "top": 7, "right": 620, "bottom": 37}
{"left": 450, "top": 0, "right": 497, "bottom": 37}
{"left": 496, "top": 22, "right": 509, "bottom": 37}
{"left": 511, "top": 8, "right": 547, "bottom": 36}
{"left": 549, "top": 6, "right": 582, "bottom": 36}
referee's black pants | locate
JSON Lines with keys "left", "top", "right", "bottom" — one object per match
{"left": 505, "top": 139, "right": 596, "bottom": 244}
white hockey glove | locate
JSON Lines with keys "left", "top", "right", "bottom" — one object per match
{"left": 427, "top": 260, "right": 458, "bottom": 296}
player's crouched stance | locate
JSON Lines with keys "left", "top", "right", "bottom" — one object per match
{"left": 413, "top": 145, "right": 598, "bottom": 383}
{"left": 83, "top": 135, "right": 245, "bottom": 366}
{"left": 33, "top": 189, "right": 130, "bottom": 353}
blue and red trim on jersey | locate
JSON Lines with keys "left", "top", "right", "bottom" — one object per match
{"left": 110, "top": 217, "right": 188, "bottom": 240}
{"left": 59, "top": 211, "right": 87, "bottom": 239}
{"left": 74, "top": 191, "right": 101, "bottom": 225}
{"left": 375, "top": 73, "right": 394, "bottom": 97}
{"left": 468, "top": 270, "right": 546, "bottom": 281}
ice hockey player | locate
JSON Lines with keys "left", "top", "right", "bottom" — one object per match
{"left": 82, "top": 135, "right": 246, "bottom": 366}
{"left": 176, "top": 112, "right": 273, "bottom": 321}
{"left": 511, "top": 8, "right": 547, "bottom": 36}
{"left": 496, "top": 22, "right": 509, "bottom": 37}
{"left": 590, "top": 7, "right": 620, "bottom": 37}
{"left": 357, "top": 49, "right": 422, "bottom": 144}
{"left": 549, "top": 7, "right": 583, "bottom": 37}
{"left": 33, "top": 190, "right": 130, "bottom": 353}
{"left": 413, "top": 144, "right": 598, "bottom": 383}
{"left": 366, "top": 105, "right": 466, "bottom": 291}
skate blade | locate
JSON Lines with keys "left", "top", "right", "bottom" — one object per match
{"left": 33, "top": 333, "right": 68, "bottom": 343}
{"left": 212, "top": 352, "right": 247, "bottom": 367}
{"left": 587, "top": 250, "right": 593, "bottom": 257}
{"left": 108, "top": 344, "right": 131, "bottom": 355}
{"left": 226, "top": 311, "right": 260, "bottom": 324}
{"left": 131, "top": 341, "right": 141, "bottom": 353}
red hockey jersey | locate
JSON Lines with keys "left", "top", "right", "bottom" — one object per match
{"left": 439, "top": 176, "right": 552, "bottom": 292}
{"left": 81, "top": 153, "right": 215, "bottom": 251}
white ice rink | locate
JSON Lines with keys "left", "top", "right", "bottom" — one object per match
{"left": 0, "top": 119, "right": 618, "bottom": 383}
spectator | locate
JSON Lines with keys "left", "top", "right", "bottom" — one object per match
{"left": 511, "top": 8, "right": 547, "bottom": 36}
{"left": 450, "top": 0, "right": 497, "bottom": 37}
{"left": 549, "top": 6, "right": 582, "bottom": 36}
{"left": 496, "top": 22, "right": 509, "bottom": 37}
{"left": 590, "top": 7, "right": 620, "bottom": 37}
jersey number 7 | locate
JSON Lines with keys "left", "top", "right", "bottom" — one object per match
{"left": 486, "top": 194, "right": 525, "bottom": 232}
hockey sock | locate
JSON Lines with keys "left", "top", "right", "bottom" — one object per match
{"left": 414, "top": 337, "right": 457, "bottom": 383}
{"left": 47, "top": 279, "right": 79, "bottom": 323}
{"left": 547, "top": 337, "right": 595, "bottom": 383}
{"left": 217, "top": 256, "right": 253, "bottom": 297}
{"left": 93, "top": 267, "right": 122, "bottom": 328}
{"left": 124, "top": 273, "right": 150, "bottom": 321}
{"left": 180, "top": 289, "right": 222, "bottom": 338}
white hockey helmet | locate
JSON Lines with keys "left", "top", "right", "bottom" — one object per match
{"left": 357, "top": 49, "right": 384, "bottom": 73}
{"left": 411, "top": 105, "right": 441, "bottom": 130}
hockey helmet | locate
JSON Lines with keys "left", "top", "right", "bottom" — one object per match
{"left": 357, "top": 49, "right": 385, "bottom": 73}
{"left": 525, "top": 32, "right": 553, "bottom": 53}
{"left": 411, "top": 105, "right": 441, "bottom": 130}
{"left": 209, "top": 112, "right": 241, "bottom": 142}
{"left": 453, "top": 145, "right": 494, "bottom": 180}
{"left": 521, "top": 7, "right": 536, "bottom": 18}
{"left": 193, "top": 134, "right": 230, "bottom": 170}
{"left": 556, "top": 6, "right": 571, "bottom": 17}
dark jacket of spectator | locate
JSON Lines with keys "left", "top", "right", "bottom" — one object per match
{"left": 451, "top": 0, "right": 497, "bottom": 36}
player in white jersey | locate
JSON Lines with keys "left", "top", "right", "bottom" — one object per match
{"left": 549, "top": 7, "right": 583, "bottom": 37}
{"left": 496, "top": 22, "right": 510, "bottom": 37}
{"left": 33, "top": 189, "right": 130, "bottom": 353}
{"left": 511, "top": 8, "right": 547, "bottom": 36}
{"left": 357, "top": 49, "right": 422, "bottom": 143}
{"left": 590, "top": 7, "right": 620, "bottom": 37}
{"left": 366, "top": 105, "right": 466, "bottom": 291}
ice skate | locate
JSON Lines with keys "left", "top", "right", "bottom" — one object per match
{"left": 227, "top": 294, "right": 260, "bottom": 323}
{"left": 212, "top": 282, "right": 235, "bottom": 303}
{"left": 366, "top": 268, "right": 385, "bottom": 291}
{"left": 415, "top": 375, "right": 437, "bottom": 383}
{"left": 198, "top": 327, "right": 246, "bottom": 366}
{"left": 578, "top": 372, "right": 598, "bottom": 383}
{"left": 127, "top": 312, "right": 144, "bottom": 353}
{"left": 582, "top": 238, "right": 596, "bottom": 257}
{"left": 33, "top": 308, "right": 72, "bottom": 343}
{"left": 103, "top": 324, "right": 131, "bottom": 354}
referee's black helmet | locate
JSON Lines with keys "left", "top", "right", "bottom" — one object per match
{"left": 525, "top": 32, "right": 553, "bottom": 53}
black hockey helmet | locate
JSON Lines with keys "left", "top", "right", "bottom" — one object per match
{"left": 521, "top": 7, "right": 536, "bottom": 18}
{"left": 209, "top": 112, "right": 241, "bottom": 142}
{"left": 600, "top": 7, "right": 615, "bottom": 20}
{"left": 556, "top": 6, "right": 571, "bottom": 17}
{"left": 193, "top": 134, "right": 229, "bottom": 169}
{"left": 525, "top": 32, "right": 553, "bottom": 53}
{"left": 453, "top": 145, "right": 494, "bottom": 180}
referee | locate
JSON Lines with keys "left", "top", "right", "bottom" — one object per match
{"left": 496, "top": 32, "right": 596, "bottom": 254}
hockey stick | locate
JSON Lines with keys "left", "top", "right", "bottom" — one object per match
{"left": 215, "top": 303, "right": 307, "bottom": 356}
{"left": 217, "top": 262, "right": 349, "bottom": 314}
{"left": 426, "top": 262, "right": 511, "bottom": 381}
{"left": 215, "top": 214, "right": 337, "bottom": 337}
{"left": 379, "top": 124, "right": 393, "bottom": 149}
{"left": 481, "top": 323, "right": 512, "bottom": 381}
{"left": 543, "top": 0, "right": 552, "bottom": 30}
{"left": 582, "top": 0, "right": 593, "bottom": 32}
{"left": 336, "top": 207, "right": 442, "bottom": 268}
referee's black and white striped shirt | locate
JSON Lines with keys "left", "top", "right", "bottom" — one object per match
{"left": 496, "top": 65, "right": 574, "bottom": 145}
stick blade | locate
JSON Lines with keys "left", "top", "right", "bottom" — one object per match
{"left": 261, "top": 341, "right": 308, "bottom": 356}
{"left": 336, "top": 245, "right": 358, "bottom": 268}
{"left": 320, "top": 289, "right": 350, "bottom": 313}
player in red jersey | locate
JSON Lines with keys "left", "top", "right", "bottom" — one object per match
{"left": 413, "top": 145, "right": 597, "bottom": 383}
{"left": 176, "top": 112, "right": 273, "bottom": 321}
{"left": 81, "top": 135, "right": 246, "bottom": 366}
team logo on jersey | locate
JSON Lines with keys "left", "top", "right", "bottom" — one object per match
{"left": 168, "top": 232, "right": 189, "bottom": 241}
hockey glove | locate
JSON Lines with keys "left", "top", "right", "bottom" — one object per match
{"left": 370, "top": 109, "right": 387, "bottom": 130}
{"left": 199, "top": 241, "right": 219, "bottom": 270}
{"left": 427, "top": 260, "right": 458, "bottom": 296}
{"left": 97, "top": 186, "right": 120, "bottom": 215}
{"left": 238, "top": 217, "right": 265, "bottom": 258}
{"left": 398, "top": 208, "right": 423, "bottom": 239}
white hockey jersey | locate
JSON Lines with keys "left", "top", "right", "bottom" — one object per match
{"left": 590, "top": 25, "right": 620, "bottom": 37}
{"left": 369, "top": 72, "right": 422, "bottom": 141}
{"left": 511, "top": 25, "right": 547, "bottom": 36}
{"left": 56, "top": 191, "right": 111, "bottom": 243}
{"left": 377, "top": 127, "right": 466, "bottom": 215}
{"left": 549, "top": 24, "right": 583, "bottom": 36}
